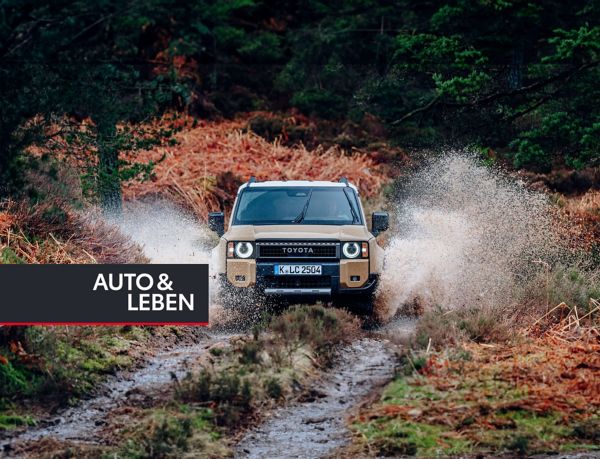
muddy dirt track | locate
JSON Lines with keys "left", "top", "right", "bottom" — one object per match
{"left": 0, "top": 332, "right": 230, "bottom": 456}
{"left": 0, "top": 318, "right": 413, "bottom": 459}
{"left": 236, "top": 337, "right": 396, "bottom": 458}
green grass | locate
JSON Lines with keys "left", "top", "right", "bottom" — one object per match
{"left": 478, "top": 411, "right": 576, "bottom": 454}
{"left": 352, "top": 371, "right": 600, "bottom": 457}
{"left": 354, "top": 418, "right": 472, "bottom": 457}
{"left": 0, "top": 326, "right": 156, "bottom": 429}
{"left": 0, "top": 247, "right": 25, "bottom": 264}
{"left": 0, "top": 414, "right": 37, "bottom": 430}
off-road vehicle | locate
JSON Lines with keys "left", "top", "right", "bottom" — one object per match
{"left": 208, "top": 178, "right": 389, "bottom": 313}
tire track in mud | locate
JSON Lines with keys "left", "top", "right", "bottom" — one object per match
{"left": 0, "top": 332, "right": 229, "bottom": 456}
{"left": 1, "top": 318, "right": 414, "bottom": 459}
{"left": 236, "top": 319, "right": 415, "bottom": 459}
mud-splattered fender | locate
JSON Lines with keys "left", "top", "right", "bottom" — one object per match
{"left": 369, "top": 237, "right": 385, "bottom": 274}
{"left": 211, "top": 238, "right": 227, "bottom": 274}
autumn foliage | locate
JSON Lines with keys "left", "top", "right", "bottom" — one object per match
{"left": 0, "top": 200, "right": 146, "bottom": 264}
{"left": 123, "top": 116, "right": 390, "bottom": 220}
{"left": 352, "top": 303, "right": 599, "bottom": 455}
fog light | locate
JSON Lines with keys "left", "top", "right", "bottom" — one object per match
{"left": 235, "top": 275, "right": 246, "bottom": 281}
{"left": 350, "top": 275, "right": 360, "bottom": 281}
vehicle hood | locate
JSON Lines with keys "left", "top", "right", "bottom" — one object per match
{"left": 223, "top": 225, "right": 373, "bottom": 241}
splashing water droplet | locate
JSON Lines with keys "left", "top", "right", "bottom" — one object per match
{"left": 111, "top": 199, "right": 225, "bottom": 321}
{"left": 377, "top": 152, "right": 558, "bottom": 320}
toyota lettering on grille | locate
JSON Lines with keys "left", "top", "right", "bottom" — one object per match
{"left": 283, "top": 247, "right": 314, "bottom": 254}
{"left": 257, "top": 242, "right": 338, "bottom": 259}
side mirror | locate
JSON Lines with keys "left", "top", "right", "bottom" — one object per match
{"left": 371, "top": 211, "right": 389, "bottom": 236}
{"left": 208, "top": 212, "right": 225, "bottom": 237}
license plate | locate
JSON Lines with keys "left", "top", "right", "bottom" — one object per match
{"left": 274, "top": 264, "right": 322, "bottom": 275}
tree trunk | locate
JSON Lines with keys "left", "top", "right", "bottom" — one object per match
{"left": 509, "top": 47, "right": 524, "bottom": 90}
{"left": 96, "top": 120, "right": 122, "bottom": 214}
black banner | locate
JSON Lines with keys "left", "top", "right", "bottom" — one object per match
{"left": 0, "top": 265, "right": 209, "bottom": 325}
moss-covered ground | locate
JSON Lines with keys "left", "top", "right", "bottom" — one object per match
{"left": 350, "top": 335, "right": 599, "bottom": 457}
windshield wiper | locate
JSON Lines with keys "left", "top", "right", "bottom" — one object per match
{"left": 293, "top": 189, "right": 313, "bottom": 223}
{"left": 343, "top": 188, "right": 360, "bottom": 223}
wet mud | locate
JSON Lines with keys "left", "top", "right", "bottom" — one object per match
{"left": 0, "top": 334, "right": 226, "bottom": 455}
{"left": 2, "top": 318, "right": 415, "bottom": 459}
{"left": 235, "top": 325, "right": 413, "bottom": 459}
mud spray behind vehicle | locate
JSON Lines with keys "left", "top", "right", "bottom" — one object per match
{"left": 207, "top": 178, "right": 389, "bottom": 313}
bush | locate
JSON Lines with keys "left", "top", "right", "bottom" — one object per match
{"left": 238, "top": 340, "right": 263, "bottom": 365}
{"left": 269, "top": 305, "right": 359, "bottom": 364}
{"left": 414, "top": 305, "right": 512, "bottom": 349}
{"left": 0, "top": 361, "right": 29, "bottom": 398}
{"left": 264, "top": 377, "right": 282, "bottom": 399}
{"left": 190, "top": 369, "right": 212, "bottom": 402}
{"left": 120, "top": 414, "right": 192, "bottom": 458}
{"left": 547, "top": 266, "right": 600, "bottom": 314}
{"left": 0, "top": 326, "right": 150, "bottom": 408}
{"left": 179, "top": 369, "right": 253, "bottom": 428}
{"left": 0, "top": 199, "right": 148, "bottom": 264}
{"left": 520, "top": 262, "right": 600, "bottom": 321}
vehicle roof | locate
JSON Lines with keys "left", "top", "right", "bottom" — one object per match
{"left": 239, "top": 180, "right": 359, "bottom": 193}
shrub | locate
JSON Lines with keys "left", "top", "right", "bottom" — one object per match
{"left": 175, "top": 305, "right": 359, "bottom": 434}
{"left": 179, "top": 369, "right": 253, "bottom": 428}
{"left": 264, "top": 377, "right": 282, "bottom": 399}
{"left": 414, "top": 305, "right": 511, "bottom": 349}
{"left": 120, "top": 414, "right": 192, "bottom": 458}
{"left": 238, "top": 340, "right": 263, "bottom": 365}
{"left": 190, "top": 369, "right": 212, "bottom": 402}
{"left": 506, "top": 435, "right": 531, "bottom": 456}
{"left": 547, "top": 266, "right": 600, "bottom": 314}
{"left": 247, "top": 115, "right": 284, "bottom": 142}
{"left": 269, "top": 305, "right": 359, "bottom": 364}
{"left": 212, "top": 374, "right": 242, "bottom": 403}
{"left": 520, "top": 262, "right": 600, "bottom": 320}
{"left": 0, "top": 199, "right": 148, "bottom": 264}
{"left": 0, "top": 361, "right": 29, "bottom": 398}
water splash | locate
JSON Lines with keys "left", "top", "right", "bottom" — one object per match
{"left": 377, "top": 153, "right": 557, "bottom": 319}
{"left": 116, "top": 200, "right": 214, "bottom": 265}
{"left": 113, "top": 199, "right": 225, "bottom": 321}
{"left": 112, "top": 200, "right": 275, "bottom": 330}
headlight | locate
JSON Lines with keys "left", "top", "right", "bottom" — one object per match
{"left": 342, "top": 242, "right": 361, "bottom": 258}
{"left": 234, "top": 241, "right": 254, "bottom": 259}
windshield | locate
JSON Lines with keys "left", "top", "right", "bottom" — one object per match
{"left": 232, "top": 187, "right": 363, "bottom": 225}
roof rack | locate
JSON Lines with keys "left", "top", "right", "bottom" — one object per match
{"left": 339, "top": 177, "right": 349, "bottom": 185}
{"left": 248, "top": 176, "right": 257, "bottom": 184}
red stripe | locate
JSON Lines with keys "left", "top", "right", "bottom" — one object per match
{"left": 0, "top": 322, "right": 210, "bottom": 326}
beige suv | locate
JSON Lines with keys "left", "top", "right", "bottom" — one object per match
{"left": 208, "top": 178, "right": 389, "bottom": 313}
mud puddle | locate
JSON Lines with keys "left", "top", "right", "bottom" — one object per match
{"left": 235, "top": 331, "right": 408, "bottom": 459}
{"left": 0, "top": 332, "right": 228, "bottom": 455}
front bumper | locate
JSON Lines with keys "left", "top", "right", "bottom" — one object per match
{"left": 222, "top": 260, "right": 378, "bottom": 297}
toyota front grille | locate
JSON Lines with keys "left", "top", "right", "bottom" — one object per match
{"left": 256, "top": 241, "right": 339, "bottom": 259}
